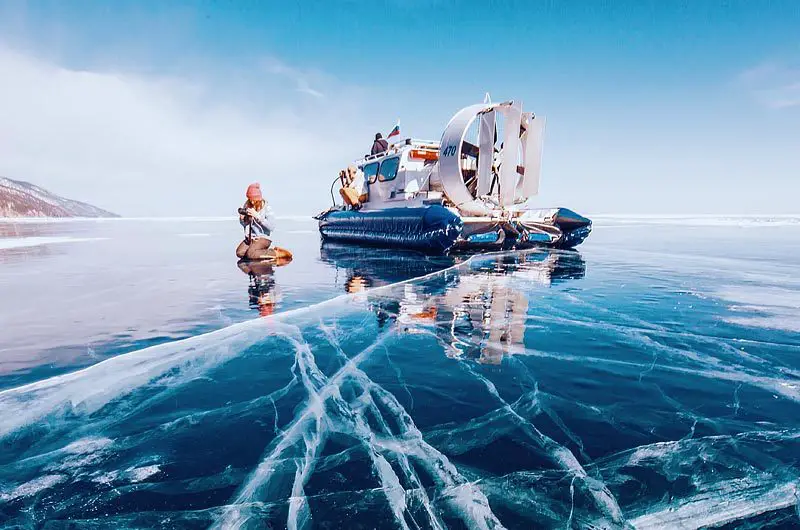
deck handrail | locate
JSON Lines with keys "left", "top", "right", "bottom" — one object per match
{"left": 355, "top": 138, "right": 441, "bottom": 167}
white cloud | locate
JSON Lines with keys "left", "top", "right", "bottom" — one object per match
{"left": 0, "top": 44, "right": 374, "bottom": 216}
{"left": 737, "top": 61, "right": 780, "bottom": 84}
{"left": 762, "top": 81, "right": 800, "bottom": 109}
{"left": 262, "top": 56, "right": 325, "bottom": 99}
{"left": 738, "top": 59, "right": 800, "bottom": 109}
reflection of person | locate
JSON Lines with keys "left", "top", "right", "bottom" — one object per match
{"left": 236, "top": 183, "right": 277, "bottom": 261}
{"left": 238, "top": 260, "right": 278, "bottom": 316}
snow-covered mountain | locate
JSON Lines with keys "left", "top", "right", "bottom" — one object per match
{"left": 0, "top": 177, "right": 118, "bottom": 218}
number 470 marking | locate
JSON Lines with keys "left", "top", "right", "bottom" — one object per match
{"left": 442, "top": 145, "right": 458, "bottom": 157}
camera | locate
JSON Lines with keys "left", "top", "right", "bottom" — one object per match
{"left": 238, "top": 207, "right": 249, "bottom": 216}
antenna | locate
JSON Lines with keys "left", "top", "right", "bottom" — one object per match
{"left": 483, "top": 92, "right": 492, "bottom": 104}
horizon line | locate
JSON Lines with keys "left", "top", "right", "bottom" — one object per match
{"left": 2, "top": 212, "right": 800, "bottom": 224}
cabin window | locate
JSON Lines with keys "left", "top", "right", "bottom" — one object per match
{"left": 378, "top": 157, "right": 400, "bottom": 182}
{"left": 363, "top": 162, "right": 379, "bottom": 184}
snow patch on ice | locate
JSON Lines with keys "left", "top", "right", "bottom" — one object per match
{"left": 0, "top": 236, "right": 105, "bottom": 249}
{"left": 63, "top": 436, "right": 114, "bottom": 454}
{"left": 630, "top": 478, "right": 799, "bottom": 530}
{"left": 591, "top": 214, "right": 800, "bottom": 228}
{"left": 127, "top": 465, "right": 161, "bottom": 482}
{"left": 0, "top": 474, "right": 66, "bottom": 501}
{"left": 717, "top": 285, "right": 800, "bottom": 332}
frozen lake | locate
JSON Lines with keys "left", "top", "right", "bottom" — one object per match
{"left": 1, "top": 216, "right": 799, "bottom": 528}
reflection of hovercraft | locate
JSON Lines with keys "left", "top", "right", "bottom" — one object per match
{"left": 541, "top": 250, "right": 586, "bottom": 282}
{"left": 320, "top": 241, "right": 457, "bottom": 289}
{"left": 512, "top": 248, "right": 586, "bottom": 284}
{"left": 442, "top": 250, "right": 586, "bottom": 364}
{"left": 344, "top": 274, "right": 373, "bottom": 294}
{"left": 466, "top": 248, "right": 586, "bottom": 285}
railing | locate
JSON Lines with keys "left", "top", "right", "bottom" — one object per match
{"left": 355, "top": 138, "right": 441, "bottom": 167}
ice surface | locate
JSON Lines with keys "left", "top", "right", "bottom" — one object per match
{"left": 1, "top": 220, "right": 799, "bottom": 528}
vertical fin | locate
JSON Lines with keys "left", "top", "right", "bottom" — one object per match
{"left": 498, "top": 102, "right": 522, "bottom": 207}
{"left": 518, "top": 113, "right": 544, "bottom": 198}
{"left": 477, "top": 110, "right": 496, "bottom": 197}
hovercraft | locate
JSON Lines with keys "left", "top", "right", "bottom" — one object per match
{"left": 316, "top": 97, "right": 591, "bottom": 253}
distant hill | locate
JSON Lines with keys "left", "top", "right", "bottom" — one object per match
{"left": 0, "top": 177, "right": 118, "bottom": 218}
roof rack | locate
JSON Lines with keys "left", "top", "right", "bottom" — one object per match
{"left": 356, "top": 138, "right": 441, "bottom": 166}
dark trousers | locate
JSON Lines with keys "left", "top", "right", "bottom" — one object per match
{"left": 236, "top": 237, "right": 272, "bottom": 260}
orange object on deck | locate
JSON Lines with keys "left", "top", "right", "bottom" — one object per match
{"left": 410, "top": 149, "right": 439, "bottom": 161}
{"left": 340, "top": 187, "right": 361, "bottom": 207}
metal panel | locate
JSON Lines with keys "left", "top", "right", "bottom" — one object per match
{"left": 438, "top": 103, "right": 487, "bottom": 207}
{"left": 498, "top": 102, "right": 522, "bottom": 207}
{"left": 477, "top": 110, "right": 496, "bottom": 197}
{"left": 519, "top": 113, "right": 545, "bottom": 198}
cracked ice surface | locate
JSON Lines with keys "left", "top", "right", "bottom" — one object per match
{"left": 1, "top": 241, "right": 800, "bottom": 529}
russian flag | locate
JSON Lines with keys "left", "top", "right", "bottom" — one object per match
{"left": 387, "top": 121, "right": 400, "bottom": 138}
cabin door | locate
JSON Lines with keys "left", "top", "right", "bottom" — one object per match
{"left": 372, "top": 156, "right": 400, "bottom": 203}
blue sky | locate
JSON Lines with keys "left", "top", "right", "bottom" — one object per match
{"left": 0, "top": 0, "right": 798, "bottom": 216}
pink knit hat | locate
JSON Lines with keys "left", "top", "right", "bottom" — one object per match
{"left": 246, "top": 183, "right": 262, "bottom": 200}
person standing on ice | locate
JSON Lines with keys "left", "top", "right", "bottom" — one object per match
{"left": 236, "top": 182, "right": 277, "bottom": 260}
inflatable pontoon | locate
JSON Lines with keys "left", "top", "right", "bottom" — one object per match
{"left": 316, "top": 97, "right": 591, "bottom": 253}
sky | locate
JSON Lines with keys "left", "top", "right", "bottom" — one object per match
{"left": 0, "top": 0, "right": 798, "bottom": 216}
